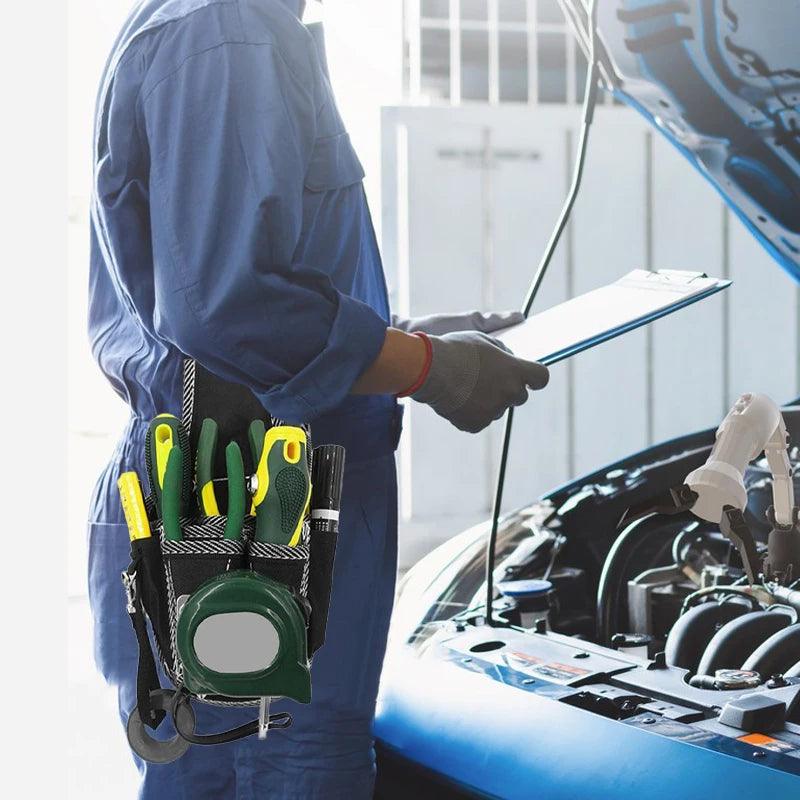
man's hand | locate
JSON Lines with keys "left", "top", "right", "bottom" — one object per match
{"left": 391, "top": 310, "right": 523, "bottom": 337}
{"left": 409, "top": 332, "right": 549, "bottom": 433}
{"left": 352, "top": 318, "right": 548, "bottom": 434}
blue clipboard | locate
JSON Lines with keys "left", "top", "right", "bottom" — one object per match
{"left": 495, "top": 269, "right": 731, "bottom": 366}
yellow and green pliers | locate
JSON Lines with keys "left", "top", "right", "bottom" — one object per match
{"left": 194, "top": 418, "right": 246, "bottom": 541}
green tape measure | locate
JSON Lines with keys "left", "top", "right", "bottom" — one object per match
{"left": 176, "top": 570, "right": 311, "bottom": 702}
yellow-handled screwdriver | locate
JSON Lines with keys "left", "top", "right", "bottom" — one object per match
{"left": 118, "top": 472, "right": 152, "bottom": 541}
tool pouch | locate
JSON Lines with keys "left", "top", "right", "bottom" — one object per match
{"left": 122, "top": 359, "right": 342, "bottom": 760}
{"left": 248, "top": 539, "right": 310, "bottom": 601}
{"left": 128, "top": 536, "right": 172, "bottom": 665}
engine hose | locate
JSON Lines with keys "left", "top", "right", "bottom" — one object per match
{"left": 696, "top": 609, "right": 794, "bottom": 675}
{"left": 680, "top": 586, "right": 763, "bottom": 615}
{"left": 596, "top": 513, "right": 689, "bottom": 644}
{"left": 664, "top": 601, "right": 750, "bottom": 671}
{"left": 787, "top": 659, "right": 800, "bottom": 678}
{"left": 671, "top": 526, "right": 696, "bottom": 566}
{"left": 742, "top": 624, "right": 800, "bottom": 676}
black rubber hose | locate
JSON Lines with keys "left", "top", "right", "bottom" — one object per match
{"left": 742, "top": 624, "right": 800, "bottom": 676}
{"left": 671, "top": 526, "right": 696, "bottom": 566}
{"left": 485, "top": 0, "right": 600, "bottom": 626}
{"left": 664, "top": 601, "right": 750, "bottom": 671}
{"left": 697, "top": 610, "right": 794, "bottom": 674}
{"left": 596, "top": 513, "right": 689, "bottom": 644}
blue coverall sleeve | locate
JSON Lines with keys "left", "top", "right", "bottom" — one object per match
{"left": 141, "top": 40, "right": 388, "bottom": 422}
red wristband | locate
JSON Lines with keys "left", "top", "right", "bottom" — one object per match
{"left": 397, "top": 332, "right": 433, "bottom": 397}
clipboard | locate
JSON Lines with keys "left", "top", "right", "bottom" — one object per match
{"left": 495, "top": 270, "right": 731, "bottom": 366}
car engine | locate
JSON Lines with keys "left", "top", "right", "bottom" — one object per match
{"left": 396, "top": 398, "right": 800, "bottom": 762}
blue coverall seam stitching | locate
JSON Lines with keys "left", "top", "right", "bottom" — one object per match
{"left": 270, "top": 46, "right": 318, "bottom": 178}
{"left": 264, "top": 384, "right": 317, "bottom": 418}
{"left": 140, "top": 39, "right": 316, "bottom": 109}
{"left": 313, "top": 131, "right": 352, "bottom": 145}
{"left": 116, "top": 1, "right": 239, "bottom": 72}
{"left": 140, "top": 39, "right": 259, "bottom": 104}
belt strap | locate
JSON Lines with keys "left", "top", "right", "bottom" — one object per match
{"left": 123, "top": 560, "right": 166, "bottom": 730}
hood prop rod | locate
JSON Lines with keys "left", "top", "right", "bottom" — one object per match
{"left": 485, "top": 0, "right": 601, "bottom": 627}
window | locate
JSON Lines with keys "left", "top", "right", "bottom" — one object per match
{"left": 461, "top": 0, "right": 489, "bottom": 21}
{"left": 498, "top": 30, "right": 528, "bottom": 102}
{"left": 537, "top": 31, "right": 567, "bottom": 103}
{"left": 461, "top": 29, "right": 490, "bottom": 101}
{"left": 421, "top": 0, "right": 450, "bottom": 18}
{"left": 405, "top": 0, "right": 606, "bottom": 106}
{"left": 499, "top": 0, "right": 527, "bottom": 23}
{"left": 421, "top": 27, "right": 451, "bottom": 100}
{"left": 536, "top": 0, "right": 564, "bottom": 24}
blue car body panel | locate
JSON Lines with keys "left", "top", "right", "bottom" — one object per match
{"left": 377, "top": 649, "right": 799, "bottom": 799}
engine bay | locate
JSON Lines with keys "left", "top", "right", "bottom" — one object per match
{"left": 402, "top": 401, "right": 800, "bottom": 771}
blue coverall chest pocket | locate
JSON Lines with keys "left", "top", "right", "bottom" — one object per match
{"left": 304, "top": 132, "right": 365, "bottom": 193}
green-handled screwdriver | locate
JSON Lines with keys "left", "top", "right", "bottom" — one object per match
{"left": 161, "top": 445, "right": 184, "bottom": 541}
{"left": 144, "top": 413, "right": 191, "bottom": 518}
{"left": 250, "top": 425, "right": 310, "bottom": 546}
{"left": 223, "top": 441, "right": 246, "bottom": 541}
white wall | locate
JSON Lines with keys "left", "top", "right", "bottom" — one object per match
{"left": 68, "top": 1, "right": 139, "bottom": 600}
{"left": 382, "top": 103, "right": 800, "bottom": 566}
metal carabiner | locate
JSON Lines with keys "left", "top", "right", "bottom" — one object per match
{"left": 121, "top": 570, "right": 138, "bottom": 614}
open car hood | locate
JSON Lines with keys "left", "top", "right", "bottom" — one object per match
{"left": 562, "top": 0, "right": 800, "bottom": 282}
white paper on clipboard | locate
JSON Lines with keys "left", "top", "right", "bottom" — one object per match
{"left": 494, "top": 269, "right": 731, "bottom": 366}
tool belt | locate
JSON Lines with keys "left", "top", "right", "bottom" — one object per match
{"left": 121, "top": 359, "right": 344, "bottom": 763}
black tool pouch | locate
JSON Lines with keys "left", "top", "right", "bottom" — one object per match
{"left": 123, "top": 542, "right": 169, "bottom": 731}
{"left": 183, "top": 360, "right": 322, "bottom": 642}
{"left": 249, "top": 540, "right": 310, "bottom": 599}
{"left": 123, "top": 358, "right": 343, "bottom": 763}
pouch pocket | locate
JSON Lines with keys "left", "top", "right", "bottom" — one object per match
{"left": 248, "top": 539, "right": 310, "bottom": 600}
{"left": 308, "top": 528, "right": 339, "bottom": 655}
{"left": 161, "top": 521, "right": 247, "bottom": 673}
{"left": 162, "top": 528, "right": 247, "bottom": 602}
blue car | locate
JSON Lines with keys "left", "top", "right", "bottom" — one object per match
{"left": 375, "top": 3, "right": 800, "bottom": 797}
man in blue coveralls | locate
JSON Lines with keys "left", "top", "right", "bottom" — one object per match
{"left": 88, "top": 1, "right": 549, "bottom": 797}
